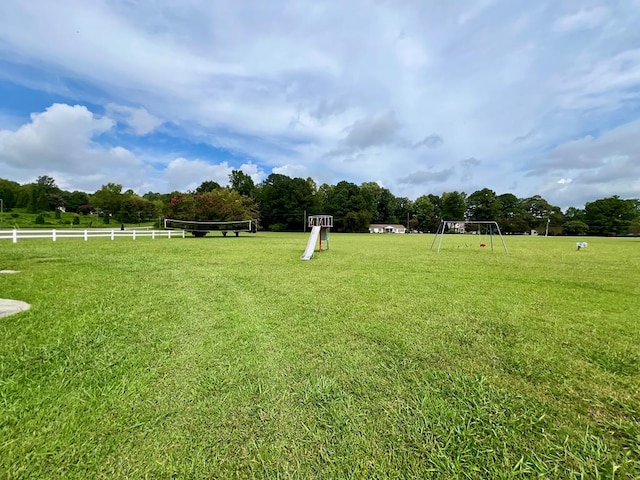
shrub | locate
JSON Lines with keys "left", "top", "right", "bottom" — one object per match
{"left": 268, "top": 223, "right": 287, "bottom": 232}
{"left": 35, "top": 214, "right": 45, "bottom": 225}
{"left": 72, "top": 216, "right": 80, "bottom": 225}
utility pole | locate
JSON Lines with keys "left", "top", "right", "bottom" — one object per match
{"left": 304, "top": 210, "right": 306, "bottom": 232}
{"left": 545, "top": 217, "right": 550, "bottom": 236}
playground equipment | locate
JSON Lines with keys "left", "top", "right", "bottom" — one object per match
{"left": 301, "top": 215, "right": 333, "bottom": 260}
{"left": 431, "top": 220, "right": 509, "bottom": 254}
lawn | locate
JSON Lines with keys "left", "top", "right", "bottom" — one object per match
{"left": 0, "top": 233, "right": 638, "bottom": 478}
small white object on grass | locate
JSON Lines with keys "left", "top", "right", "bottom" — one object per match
{"left": 576, "top": 242, "right": 588, "bottom": 250}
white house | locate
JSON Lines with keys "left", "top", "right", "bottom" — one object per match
{"left": 369, "top": 224, "right": 406, "bottom": 234}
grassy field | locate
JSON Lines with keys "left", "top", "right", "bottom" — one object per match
{"left": 0, "top": 232, "right": 638, "bottom": 479}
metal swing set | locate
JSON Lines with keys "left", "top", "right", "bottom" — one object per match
{"left": 431, "top": 220, "right": 509, "bottom": 254}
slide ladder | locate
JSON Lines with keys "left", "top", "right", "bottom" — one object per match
{"left": 300, "top": 225, "right": 321, "bottom": 260}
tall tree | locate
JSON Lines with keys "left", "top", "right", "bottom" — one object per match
{"left": 360, "top": 182, "right": 398, "bottom": 223}
{"left": 118, "top": 195, "right": 158, "bottom": 223}
{"left": 584, "top": 196, "right": 638, "bottom": 235}
{"left": 466, "top": 188, "right": 501, "bottom": 221}
{"left": 257, "top": 174, "right": 317, "bottom": 231}
{"left": 0, "top": 178, "right": 20, "bottom": 209}
{"left": 393, "top": 197, "right": 411, "bottom": 226}
{"left": 91, "top": 183, "right": 123, "bottom": 217}
{"left": 195, "top": 180, "right": 222, "bottom": 194}
{"left": 413, "top": 195, "right": 436, "bottom": 232}
{"left": 496, "top": 193, "right": 527, "bottom": 233}
{"left": 36, "top": 175, "right": 57, "bottom": 189}
{"left": 441, "top": 191, "right": 466, "bottom": 220}
{"left": 520, "top": 195, "right": 563, "bottom": 232}
{"left": 564, "top": 206, "right": 586, "bottom": 222}
{"left": 323, "top": 181, "right": 368, "bottom": 232}
{"left": 229, "top": 170, "right": 256, "bottom": 198}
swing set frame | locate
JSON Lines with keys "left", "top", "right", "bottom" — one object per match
{"left": 431, "top": 220, "right": 509, "bottom": 254}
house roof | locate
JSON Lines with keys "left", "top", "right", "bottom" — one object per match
{"left": 369, "top": 224, "right": 406, "bottom": 229}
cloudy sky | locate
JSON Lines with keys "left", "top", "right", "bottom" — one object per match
{"left": 1, "top": 0, "right": 639, "bottom": 209}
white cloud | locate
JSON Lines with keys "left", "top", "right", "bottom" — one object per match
{"left": 0, "top": 103, "right": 146, "bottom": 187}
{"left": 554, "top": 49, "right": 640, "bottom": 110}
{"left": 106, "top": 104, "right": 163, "bottom": 135}
{"left": 531, "top": 119, "right": 640, "bottom": 207}
{"left": 237, "top": 162, "right": 266, "bottom": 184}
{"left": 552, "top": 7, "right": 609, "bottom": 33}
{"left": 163, "top": 158, "right": 233, "bottom": 192}
{"left": 0, "top": 104, "right": 115, "bottom": 171}
{"left": 272, "top": 164, "right": 309, "bottom": 179}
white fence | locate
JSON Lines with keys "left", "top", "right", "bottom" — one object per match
{"left": 0, "top": 229, "right": 185, "bottom": 243}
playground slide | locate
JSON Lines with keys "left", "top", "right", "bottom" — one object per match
{"left": 300, "top": 225, "right": 321, "bottom": 260}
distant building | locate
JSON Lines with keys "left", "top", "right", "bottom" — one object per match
{"left": 445, "top": 221, "right": 466, "bottom": 233}
{"left": 369, "top": 224, "right": 406, "bottom": 234}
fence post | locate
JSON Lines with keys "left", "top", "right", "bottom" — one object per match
{"left": 168, "top": 230, "right": 172, "bottom": 239}
{"left": 52, "top": 230, "right": 57, "bottom": 242}
{"left": 84, "top": 230, "right": 88, "bottom": 241}
{"left": 133, "top": 230, "right": 136, "bottom": 240}
{"left": 182, "top": 230, "right": 185, "bottom": 238}
{"left": 152, "top": 231, "right": 155, "bottom": 240}
{"left": 13, "top": 229, "right": 17, "bottom": 243}
{"left": 111, "top": 230, "right": 115, "bottom": 240}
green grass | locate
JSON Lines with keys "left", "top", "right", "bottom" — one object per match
{"left": 1, "top": 233, "right": 639, "bottom": 478}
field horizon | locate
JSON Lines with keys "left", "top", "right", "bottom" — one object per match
{"left": 1, "top": 232, "right": 638, "bottom": 478}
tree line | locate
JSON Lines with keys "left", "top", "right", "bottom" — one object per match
{"left": 1, "top": 173, "right": 639, "bottom": 236}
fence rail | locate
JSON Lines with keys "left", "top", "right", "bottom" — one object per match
{"left": 0, "top": 229, "right": 185, "bottom": 243}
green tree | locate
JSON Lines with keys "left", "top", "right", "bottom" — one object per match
{"left": 323, "top": 181, "right": 368, "bottom": 232}
{"left": 316, "top": 183, "right": 333, "bottom": 214}
{"left": 62, "top": 191, "right": 90, "bottom": 213}
{"left": 26, "top": 184, "right": 49, "bottom": 213}
{"left": 344, "top": 210, "right": 372, "bottom": 233}
{"left": 393, "top": 197, "right": 411, "bottom": 226}
{"left": 562, "top": 220, "right": 589, "bottom": 235}
{"left": 360, "top": 182, "right": 398, "bottom": 223}
{"left": 413, "top": 195, "right": 436, "bottom": 232}
{"left": 91, "top": 183, "right": 123, "bottom": 217}
{"left": 519, "top": 195, "right": 563, "bottom": 232}
{"left": 0, "top": 178, "right": 20, "bottom": 209}
{"left": 495, "top": 193, "right": 526, "bottom": 233}
{"left": 441, "top": 191, "right": 466, "bottom": 220}
{"left": 466, "top": 188, "right": 500, "bottom": 221}
{"left": 584, "top": 196, "right": 638, "bottom": 235}
{"left": 229, "top": 170, "right": 256, "bottom": 198}
{"left": 195, "top": 180, "right": 222, "bottom": 194}
{"left": 118, "top": 196, "right": 158, "bottom": 223}
{"left": 165, "top": 190, "right": 259, "bottom": 224}
{"left": 257, "top": 174, "right": 317, "bottom": 231}
{"left": 36, "top": 175, "right": 57, "bottom": 189}
{"left": 564, "top": 206, "right": 586, "bottom": 222}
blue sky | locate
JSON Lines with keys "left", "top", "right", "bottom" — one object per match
{"left": 1, "top": 0, "right": 639, "bottom": 209}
